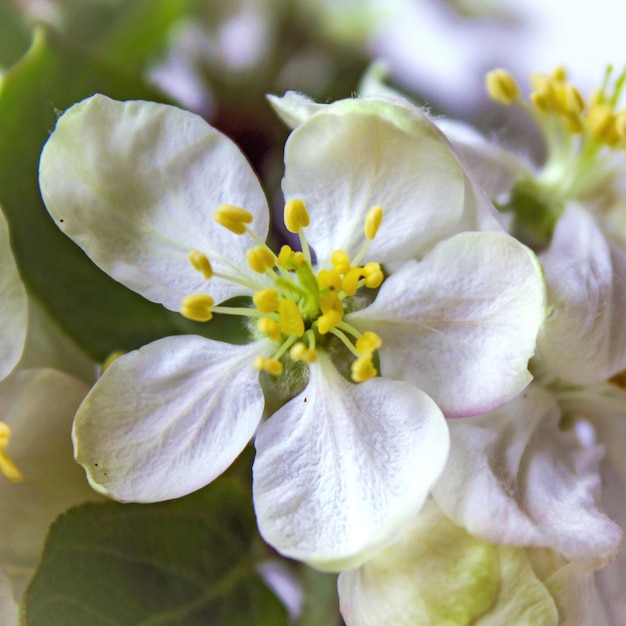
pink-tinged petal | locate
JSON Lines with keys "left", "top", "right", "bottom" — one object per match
{"left": 73, "top": 335, "right": 266, "bottom": 502}
{"left": 40, "top": 94, "right": 269, "bottom": 310}
{"left": 253, "top": 353, "right": 449, "bottom": 571}
{"left": 348, "top": 231, "right": 546, "bottom": 417}
{"left": 433, "top": 384, "right": 623, "bottom": 567}
{"left": 538, "top": 205, "right": 626, "bottom": 384}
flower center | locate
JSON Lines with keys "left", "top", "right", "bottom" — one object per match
{"left": 486, "top": 65, "right": 626, "bottom": 243}
{"left": 180, "top": 200, "right": 385, "bottom": 383}
{"left": 0, "top": 422, "right": 22, "bottom": 482}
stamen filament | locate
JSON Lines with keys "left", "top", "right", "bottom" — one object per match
{"left": 211, "top": 305, "right": 268, "bottom": 318}
{"left": 329, "top": 327, "right": 361, "bottom": 357}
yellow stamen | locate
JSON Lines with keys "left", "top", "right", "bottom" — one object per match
{"left": 615, "top": 110, "right": 626, "bottom": 138}
{"left": 0, "top": 423, "right": 22, "bottom": 482}
{"left": 351, "top": 353, "right": 377, "bottom": 383}
{"left": 317, "top": 268, "right": 342, "bottom": 292}
{"left": 485, "top": 69, "right": 520, "bottom": 104}
{"left": 279, "top": 299, "right": 305, "bottom": 337}
{"left": 342, "top": 267, "right": 364, "bottom": 296}
{"left": 364, "top": 205, "right": 384, "bottom": 240}
{"left": 564, "top": 83, "right": 585, "bottom": 115}
{"left": 290, "top": 342, "right": 318, "bottom": 363}
{"left": 284, "top": 199, "right": 310, "bottom": 233}
{"left": 247, "top": 246, "right": 276, "bottom": 274}
{"left": 278, "top": 245, "right": 306, "bottom": 270}
{"left": 317, "top": 311, "right": 342, "bottom": 335}
{"left": 180, "top": 293, "right": 214, "bottom": 322}
{"left": 363, "top": 262, "right": 384, "bottom": 288}
{"left": 253, "top": 356, "right": 283, "bottom": 376}
{"left": 253, "top": 288, "right": 280, "bottom": 313}
{"left": 258, "top": 317, "right": 281, "bottom": 341}
{"left": 331, "top": 250, "right": 351, "bottom": 275}
{"left": 356, "top": 331, "right": 382, "bottom": 353}
{"left": 586, "top": 103, "right": 617, "bottom": 144}
{"left": 214, "top": 204, "right": 253, "bottom": 235}
{"left": 188, "top": 250, "right": 213, "bottom": 279}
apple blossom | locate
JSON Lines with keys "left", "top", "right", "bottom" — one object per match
{"left": 39, "top": 93, "right": 545, "bottom": 570}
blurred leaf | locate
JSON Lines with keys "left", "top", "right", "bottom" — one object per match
{"left": 0, "top": 27, "right": 244, "bottom": 361}
{"left": 21, "top": 478, "right": 289, "bottom": 626}
{"left": 0, "top": 2, "right": 32, "bottom": 70}
{"left": 300, "top": 567, "right": 343, "bottom": 626}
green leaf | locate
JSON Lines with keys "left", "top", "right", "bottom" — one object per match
{"left": 20, "top": 479, "right": 289, "bottom": 626}
{"left": 0, "top": 27, "right": 244, "bottom": 361}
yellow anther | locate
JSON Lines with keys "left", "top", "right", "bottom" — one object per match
{"left": 317, "top": 311, "right": 342, "bottom": 335}
{"left": 253, "top": 356, "right": 283, "bottom": 376}
{"left": 188, "top": 250, "right": 213, "bottom": 279}
{"left": 317, "top": 268, "right": 342, "bottom": 292}
{"left": 564, "top": 112, "right": 583, "bottom": 134}
{"left": 0, "top": 423, "right": 22, "bottom": 483}
{"left": 214, "top": 204, "right": 253, "bottom": 235}
{"left": 530, "top": 89, "right": 551, "bottom": 114}
{"left": 551, "top": 65, "right": 567, "bottom": 82}
{"left": 279, "top": 299, "right": 305, "bottom": 337}
{"left": 331, "top": 250, "right": 351, "bottom": 275}
{"left": 253, "top": 288, "right": 280, "bottom": 313}
{"left": 101, "top": 350, "right": 125, "bottom": 374}
{"left": 290, "top": 342, "right": 318, "bottom": 363}
{"left": 363, "top": 262, "right": 384, "bottom": 289}
{"left": 278, "top": 245, "right": 306, "bottom": 270}
{"left": 356, "top": 331, "right": 382, "bottom": 354}
{"left": 180, "top": 293, "right": 214, "bottom": 322}
{"left": 321, "top": 290, "right": 344, "bottom": 318}
{"left": 485, "top": 68, "right": 520, "bottom": 104}
{"left": 615, "top": 110, "right": 626, "bottom": 138}
{"left": 342, "top": 267, "right": 364, "bottom": 297}
{"left": 564, "top": 83, "right": 585, "bottom": 115}
{"left": 351, "top": 353, "right": 377, "bottom": 383}
{"left": 364, "top": 205, "right": 384, "bottom": 240}
{"left": 247, "top": 246, "right": 276, "bottom": 274}
{"left": 586, "top": 104, "right": 617, "bottom": 144}
{"left": 257, "top": 317, "right": 281, "bottom": 340}
{"left": 284, "top": 198, "right": 310, "bottom": 233}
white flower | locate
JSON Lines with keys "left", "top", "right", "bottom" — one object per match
{"left": 339, "top": 385, "right": 622, "bottom": 626}
{"left": 39, "top": 93, "right": 546, "bottom": 570}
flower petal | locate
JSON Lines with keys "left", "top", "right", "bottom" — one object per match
{"left": 0, "top": 210, "right": 27, "bottom": 382}
{"left": 73, "top": 335, "right": 266, "bottom": 502}
{"left": 348, "top": 231, "right": 546, "bottom": 417}
{"left": 338, "top": 499, "right": 558, "bottom": 626}
{"left": 253, "top": 353, "right": 449, "bottom": 572}
{"left": 39, "top": 94, "right": 269, "bottom": 310}
{"left": 432, "top": 384, "right": 623, "bottom": 567}
{"left": 0, "top": 369, "right": 97, "bottom": 596}
{"left": 282, "top": 97, "right": 495, "bottom": 264}
{"left": 538, "top": 205, "right": 626, "bottom": 384}
{"left": 266, "top": 91, "right": 326, "bottom": 129}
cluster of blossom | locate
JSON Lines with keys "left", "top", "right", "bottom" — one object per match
{"left": 2, "top": 62, "right": 625, "bottom": 624}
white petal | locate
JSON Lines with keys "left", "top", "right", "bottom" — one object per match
{"left": 253, "top": 353, "right": 449, "bottom": 571}
{"left": 0, "top": 210, "right": 27, "bottom": 381}
{"left": 0, "top": 369, "right": 97, "bottom": 596}
{"left": 283, "top": 97, "right": 477, "bottom": 264}
{"left": 538, "top": 205, "right": 626, "bottom": 384}
{"left": 558, "top": 386, "right": 626, "bottom": 623}
{"left": 436, "top": 118, "right": 529, "bottom": 200}
{"left": 73, "top": 335, "right": 266, "bottom": 502}
{"left": 348, "top": 231, "right": 546, "bottom": 417}
{"left": 338, "top": 499, "right": 557, "bottom": 626}
{"left": 433, "top": 384, "right": 622, "bottom": 567}
{"left": 266, "top": 91, "right": 327, "bottom": 129}
{"left": 39, "top": 94, "right": 269, "bottom": 310}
